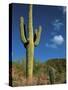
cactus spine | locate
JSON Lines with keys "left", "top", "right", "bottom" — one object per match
{"left": 20, "top": 4, "right": 42, "bottom": 82}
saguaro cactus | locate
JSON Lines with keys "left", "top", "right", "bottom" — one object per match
{"left": 47, "top": 66, "right": 56, "bottom": 84}
{"left": 20, "top": 4, "right": 42, "bottom": 82}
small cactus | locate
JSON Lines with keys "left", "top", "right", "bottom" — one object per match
{"left": 47, "top": 66, "right": 56, "bottom": 84}
{"left": 20, "top": 4, "right": 42, "bottom": 82}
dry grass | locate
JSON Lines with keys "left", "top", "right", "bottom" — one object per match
{"left": 11, "top": 64, "right": 48, "bottom": 86}
{"left": 9, "top": 59, "right": 66, "bottom": 86}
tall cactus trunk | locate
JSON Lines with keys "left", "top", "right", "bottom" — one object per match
{"left": 20, "top": 4, "right": 42, "bottom": 84}
{"left": 26, "top": 4, "right": 34, "bottom": 82}
{"left": 26, "top": 43, "right": 34, "bottom": 82}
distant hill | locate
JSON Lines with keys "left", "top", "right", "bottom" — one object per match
{"left": 45, "top": 58, "right": 66, "bottom": 73}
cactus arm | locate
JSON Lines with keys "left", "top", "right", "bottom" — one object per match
{"left": 34, "top": 26, "right": 42, "bottom": 46}
{"left": 20, "top": 16, "right": 27, "bottom": 44}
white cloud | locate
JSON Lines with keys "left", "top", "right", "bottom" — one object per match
{"left": 51, "top": 35, "right": 64, "bottom": 45}
{"left": 46, "top": 43, "right": 57, "bottom": 48}
{"left": 52, "top": 19, "right": 63, "bottom": 31}
{"left": 46, "top": 35, "right": 64, "bottom": 49}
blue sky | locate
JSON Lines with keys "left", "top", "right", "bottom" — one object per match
{"left": 11, "top": 3, "right": 66, "bottom": 62}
